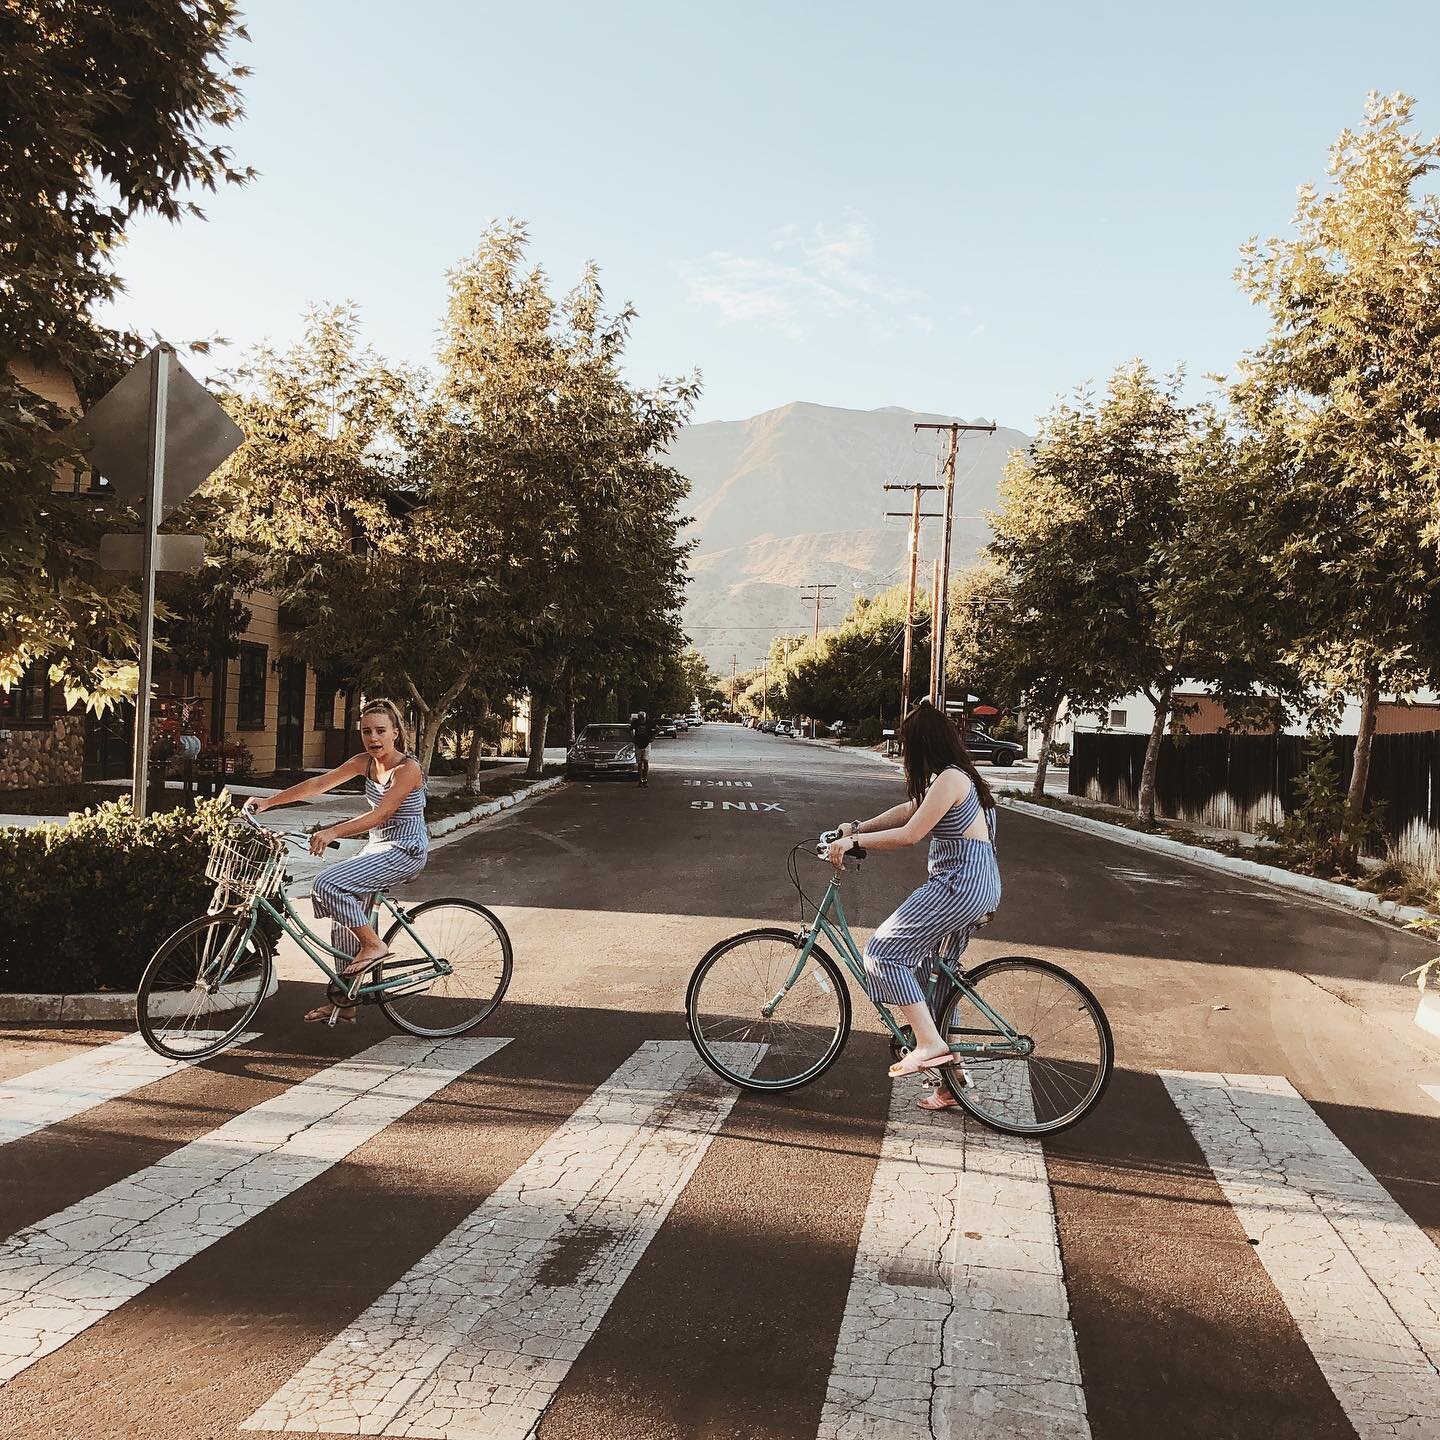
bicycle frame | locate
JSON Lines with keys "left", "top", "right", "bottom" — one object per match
{"left": 775, "top": 872, "right": 1028, "bottom": 1059}
{"left": 208, "top": 883, "right": 452, "bottom": 999}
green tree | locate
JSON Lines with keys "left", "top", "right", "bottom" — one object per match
{"left": 1229, "top": 92, "right": 1440, "bottom": 816}
{"left": 439, "top": 223, "right": 698, "bottom": 776}
{"left": 990, "top": 366, "right": 1245, "bottom": 821}
{"left": 1, "top": 1, "right": 252, "bottom": 705}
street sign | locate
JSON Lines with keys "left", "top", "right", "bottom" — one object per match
{"left": 98, "top": 533, "right": 205, "bottom": 573}
{"left": 68, "top": 345, "right": 245, "bottom": 817}
{"left": 73, "top": 348, "right": 242, "bottom": 520}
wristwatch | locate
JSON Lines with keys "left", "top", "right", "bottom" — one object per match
{"left": 848, "top": 820, "right": 861, "bottom": 837}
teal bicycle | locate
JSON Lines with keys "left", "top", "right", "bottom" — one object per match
{"left": 685, "top": 835, "right": 1112, "bottom": 1135}
{"left": 135, "top": 809, "right": 512, "bottom": 1060}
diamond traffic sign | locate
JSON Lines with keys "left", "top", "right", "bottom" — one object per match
{"left": 72, "top": 347, "right": 243, "bottom": 519}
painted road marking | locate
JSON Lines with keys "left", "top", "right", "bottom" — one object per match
{"left": 1421, "top": 1084, "right": 1440, "bottom": 1110}
{"left": 689, "top": 800, "right": 785, "bottom": 811}
{"left": 1162, "top": 1071, "right": 1440, "bottom": 1440}
{"left": 0, "top": 1031, "right": 261, "bottom": 1149}
{"left": 818, "top": 1067, "right": 1089, "bottom": 1440}
{"left": 245, "top": 1038, "right": 761, "bottom": 1438}
{"left": 682, "top": 779, "right": 754, "bottom": 787}
{"left": 0, "top": 1035, "right": 508, "bottom": 1386}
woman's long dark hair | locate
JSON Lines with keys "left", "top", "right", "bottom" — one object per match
{"left": 900, "top": 700, "right": 996, "bottom": 810}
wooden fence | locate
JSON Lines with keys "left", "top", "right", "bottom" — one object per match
{"left": 1070, "top": 730, "right": 1440, "bottom": 872}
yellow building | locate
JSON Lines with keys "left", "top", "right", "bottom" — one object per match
{"left": 3, "top": 360, "right": 352, "bottom": 790}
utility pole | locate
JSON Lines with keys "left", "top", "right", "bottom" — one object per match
{"left": 913, "top": 419, "right": 996, "bottom": 709}
{"left": 929, "top": 554, "right": 943, "bottom": 704}
{"left": 885, "top": 480, "right": 942, "bottom": 723}
{"left": 799, "top": 582, "right": 837, "bottom": 642}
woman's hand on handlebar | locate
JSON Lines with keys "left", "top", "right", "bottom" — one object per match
{"left": 824, "top": 835, "right": 857, "bottom": 868}
{"left": 242, "top": 796, "right": 269, "bottom": 815}
{"left": 309, "top": 825, "right": 341, "bottom": 857}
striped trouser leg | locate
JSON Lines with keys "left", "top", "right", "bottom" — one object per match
{"left": 310, "top": 843, "right": 428, "bottom": 943}
{"left": 862, "top": 863, "right": 1002, "bottom": 1008}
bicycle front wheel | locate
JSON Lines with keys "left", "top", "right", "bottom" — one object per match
{"left": 136, "top": 914, "right": 273, "bottom": 1060}
{"left": 686, "top": 927, "right": 851, "bottom": 1091}
{"left": 939, "top": 956, "right": 1112, "bottom": 1136}
{"left": 379, "top": 899, "right": 512, "bottom": 1037}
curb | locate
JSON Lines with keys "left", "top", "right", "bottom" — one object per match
{"left": 0, "top": 781, "right": 567, "bottom": 1025}
{"left": 997, "top": 792, "right": 1432, "bottom": 929}
{"left": 0, "top": 970, "right": 281, "bottom": 1026}
{"left": 427, "top": 774, "right": 564, "bottom": 839}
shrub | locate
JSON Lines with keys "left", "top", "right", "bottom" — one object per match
{"left": 0, "top": 795, "right": 251, "bottom": 993}
{"left": 197, "top": 739, "right": 254, "bottom": 779}
{"left": 1256, "top": 744, "right": 1385, "bottom": 877}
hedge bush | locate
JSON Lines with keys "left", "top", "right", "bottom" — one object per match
{"left": 0, "top": 795, "right": 247, "bottom": 994}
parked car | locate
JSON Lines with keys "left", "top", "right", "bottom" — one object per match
{"left": 964, "top": 728, "right": 1023, "bottom": 767}
{"left": 759, "top": 720, "right": 776, "bottom": 733}
{"left": 774, "top": 720, "right": 795, "bottom": 737}
{"left": 658, "top": 719, "right": 678, "bottom": 737}
{"left": 566, "top": 723, "right": 640, "bottom": 780}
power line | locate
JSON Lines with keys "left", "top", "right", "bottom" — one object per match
{"left": 799, "top": 582, "right": 837, "bottom": 642}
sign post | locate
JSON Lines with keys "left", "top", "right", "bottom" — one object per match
{"left": 71, "top": 344, "right": 244, "bottom": 817}
{"left": 131, "top": 347, "right": 171, "bottom": 816}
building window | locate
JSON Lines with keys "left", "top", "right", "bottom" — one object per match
{"left": 1108, "top": 708, "right": 1128, "bottom": 729}
{"left": 314, "top": 675, "right": 338, "bottom": 730}
{"left": 237, "top": 644, "right": 268, "bottom": 730}
{"left": 0, "top": 661, "right": 54, "bottom": 726}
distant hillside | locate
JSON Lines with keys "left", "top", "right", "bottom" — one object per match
{"left": 667, "top": 402, "right": 1030, "bottom": 671}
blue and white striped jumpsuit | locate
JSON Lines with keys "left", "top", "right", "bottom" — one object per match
{"left": 310, "top": 759, "right": 428, "bottom": 959}
{"left": 862, "top": 767, "right": 1001, "bottom": 1006}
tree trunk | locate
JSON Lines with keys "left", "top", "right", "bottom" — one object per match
{"left": 526, "top": 704, "right": 550, "bottom": 778}
{"left": 1346, "top": 663, "right": 1381, "bottom": 817}
{"left": 1136, "top": 683, "right": 1174, "bottom": 824}
{"left": 1032, "top": 695, "right": 1063, "bottom": 799}
{"left": 465, "top": 721, "right": 485, "bottom": 791}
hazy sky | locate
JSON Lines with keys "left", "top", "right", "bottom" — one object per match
{"left": 104, "top": 0, "right": 1440, "bottom": 430}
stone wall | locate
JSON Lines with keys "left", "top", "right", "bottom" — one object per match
{"left": 0, "top": 716, "right": 85, "bottom": 790}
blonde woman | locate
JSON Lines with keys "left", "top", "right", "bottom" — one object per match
{"left": 245, "top": 697, "right": 428, "bottom": 1023}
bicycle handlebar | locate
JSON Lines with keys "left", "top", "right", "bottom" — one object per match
{"left": 237, "top": 804, "right": 339, "bottom": 849}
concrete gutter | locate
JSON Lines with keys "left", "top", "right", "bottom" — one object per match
{"left": 997, "top": 792, "right": 1433, "bottom": 930}
{"left": 0, "top": 775, "right": 566, "bottom": 1024}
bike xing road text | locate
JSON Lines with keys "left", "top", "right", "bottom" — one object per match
{"left": 685, "top": 835, "right": 1114, "bottom": 1135}
{"left": 134, "top": 809, "right": 512, "bottom": 1060}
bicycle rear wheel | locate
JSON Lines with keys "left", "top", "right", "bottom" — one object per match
{"left": 686, "top": 927, "right": 851, "bottom": 1090}
{"left": 378, "top": 899, "right": 512, "bottom": 1036}
{"left": 136, "top": 914, "right": 272, "bottom": 1060}
{"left": 939, "top": 956, "right": 1112, "bottom": 1136}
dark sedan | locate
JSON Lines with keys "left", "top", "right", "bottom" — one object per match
{"left": 566, "top": 723, "right": 640, "bottom": 780}
{"left": 964, "top": 728, "right": 1023, "bottom": 766}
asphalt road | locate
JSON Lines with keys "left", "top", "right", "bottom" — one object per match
{"left": 2, "top": 724, "right": 1439, "bottom": 1440}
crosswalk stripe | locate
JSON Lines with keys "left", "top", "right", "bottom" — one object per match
{"left": 818, "top": 1070, "right": 1089, "bottom": 1440}
{"left": 1162, "top": 1071, "right": 1440, "bottom": 1440}
{"left": 0, "top": 1031, "right": 261, "bottom": 1148}
{"left": 243, "top": 1038, "right": 761, "bottom": 1438}
{"left": 0, "top": 1034, "right": 508, "bottom": 1387}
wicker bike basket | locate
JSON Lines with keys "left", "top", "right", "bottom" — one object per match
{"left": 206, "top": 821, "right": 286, "bottom": 907}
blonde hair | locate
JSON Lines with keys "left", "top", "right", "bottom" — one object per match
{"left": 358, "top": 697, "right": 411, "bottom": 754}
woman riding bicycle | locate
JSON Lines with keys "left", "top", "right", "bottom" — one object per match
{"left": 825, "top": 699, "right": 1000, "bottom": 1108}
{"left": 244, "top": 697, "right": 428, "bottom": 1024}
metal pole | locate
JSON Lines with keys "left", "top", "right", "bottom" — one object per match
{"left": 935, "top": 425, "right": 959, "bottom": 711}
{"left": 900, "top": 482, "right": 921, "bottom": 720}
{"left": 929, "top": 554, "right": 943, "bottom": 705}
{"left": 131, "top": 346, "right": 171, "bottom": 817}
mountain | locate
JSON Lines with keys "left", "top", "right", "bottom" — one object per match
{"left": 667, "top": 402, "right": 1031, "bottom": 673}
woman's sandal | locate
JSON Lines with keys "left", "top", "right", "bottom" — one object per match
{"left": 917, "top": 1090, "right": 960, "bottom": 1111}
{"left": 303, "top": 1005, "right": 356, "bottom": 1024}
{"left": 340, "top": 950, "right": 392, "bottom": 979}
{"left": 888, "top": 1049, "right": 957, "bottom": 1079}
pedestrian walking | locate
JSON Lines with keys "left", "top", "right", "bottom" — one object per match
{"left": 630, "top": 710, "right": 656, "bottom": 786}
{"left": 245, "top": 697, "right": 428, "bottom": 1023}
